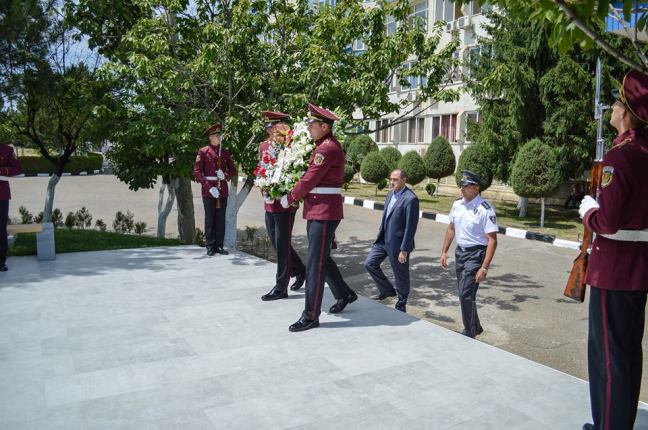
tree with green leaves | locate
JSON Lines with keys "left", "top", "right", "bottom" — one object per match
{"left": 398, "top": 151, "right": 426, "bottom": 186}
{"left": 360, "top": 151, "right": 390, "bottom": 196}
{"left": 510, "top": 139, "right": 562, "bottom": 228}
{"left": 455, "top": 143, "right": 493, "bottom": 192}
{"left": 423, "top": 136, "right": 455, "bottom": 196}
{"left": 69, "top": 0, "right": 457, "bottom": 248}
{"left": 346, "top": 134, "right": 378, "bottom": 173}
{"left": 379, "top": 146, "right": 402, "bottom": 171}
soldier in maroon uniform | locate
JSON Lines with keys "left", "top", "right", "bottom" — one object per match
{"left": 579, "top": 70, "right": 648, "bottom": 430}
{"left": 281, "top": 103, "right": 357, "bottom": 332}
{"left": 258, "top": 111, "right": 306, "bottom": 301}
{"left": 0, "top": 143, "right": 22, "bottom": 272}
{"left": 193, "top": 123, "right": 236, "bottom": 256}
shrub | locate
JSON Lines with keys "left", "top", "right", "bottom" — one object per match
{"left": 510, "top": 139, "right": 562, "bottom": 198}
{"left": 343, "top": 164, "right": 354, "bottom": 183}
{"left": 52, "top": 209, "right": 63, "bottom": 227}
{"left": 380, "top": 146, "right": 402, "bottom": 171}
{"left": 377, "top": 178, "right": 388, "bottom": 191}
{"left": 426, "top": 183, "right": 436, "bottom": 196}
{"left": 424, "top": 136, "right": 456, "bottom": 180}
{"left": 360, "top": 151, "right": 390, "bottom": 196}
{"left": 17, "top": 153, "right": 103, "bottom": 175}
{"left": 134, "top": 221, "right": 147, "bottom": 235}
{"left": 74, "top": 207, "right": 93, "bottom": 228}
{"left": 195, "top": 228, "right": 205, "bottom": 246}
{"left": 113, "top": 210, "right": 135, "bottom": 233}
{"left": 346, "top": 135, "right": 378, "bottom": 172}
{"left": 95, "top": 219, "right": 107, "bottom": 231}
{"left": 455, "top": 143, "right": 493, "bottom": 191}
{"left": 18, "top": 206, "right": 33, "bottom": 224}
{"left": 64, "top": 212, "right": 76, "bottom": 229}
{"left": 34, "top": 212, "right": 44, "bottom": 223}
{"left": 397, "top": 151, "right": 427, "bottom": 186}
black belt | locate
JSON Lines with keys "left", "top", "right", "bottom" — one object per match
{"left": 457, "top": 244, "right": 487, "bottom": 252}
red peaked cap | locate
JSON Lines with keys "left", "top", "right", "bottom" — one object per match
{"left": 621, "top": 70, "right": 648, "bottom": 123}
{"left": 262, "top": 111, "right": 291, "bottom": 122}
{"left": 307, "top": 103, "right": 338, "bottom": 124}
{"left": 203, "top": 122, "right": 222, "bottom": 135}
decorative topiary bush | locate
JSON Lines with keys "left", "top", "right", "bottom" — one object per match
{"left": 360, "top": 151, "right": 390, "bottom": 196}
{"left": 346, "top": 135, "right": 378, "bottom": 172}
{"left": 397, "top": 151, "right": 427, "bottom": 186}
{"left": 343, "top": 164, "right": 354, "bottom": 183}
{"left": 377, "top": 178, "right": 388, "bottom": 191}
{"left": 424, "top": 136, "right": 455, "bottom": 195}
{"left": 455, "top": 143, "right": 493, "bottom": 191}
{"left": 380, "top": 146, "right": 402, "bottom": 171}
{"left": 426, "top": 183, "right": 436, "bottom": 196}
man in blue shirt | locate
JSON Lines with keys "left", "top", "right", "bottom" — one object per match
{"left": 364, "top": 169, "right": 419, "bottom": 312}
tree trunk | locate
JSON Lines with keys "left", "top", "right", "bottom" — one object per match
{"left": 43, "top": 174, "right": 61, "bottom": 222}
{"left": 173, "top": 177, "right": 195, "bottom": 244}
{"left": 435, "top": 178, "right": 440, "bottom": 196}
{"left": 517, "top": 196, "right": 528, "bottom": 218}
{"left": 224, "top": 175, "right": 253, "bottom": 249}
{"left": 157, "top": 181, "right": 176, "bottom": 238}
{"left": 540, "top": 197, "right": 545, "bottom": 228}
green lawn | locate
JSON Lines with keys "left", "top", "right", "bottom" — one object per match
{"left": 8, "top": 228, "right": 182, "bottom": 256}
{"left": 344, "top": 183, "right": 583, "bottom": 242}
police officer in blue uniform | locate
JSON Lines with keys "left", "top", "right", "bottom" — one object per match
{"left": 440, "top": 170, "right": 498, "bottom": 338}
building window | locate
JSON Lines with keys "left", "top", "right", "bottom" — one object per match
{"left": 375, "top": 119, "right": 390, "bottom": 143}
{"left": 434, "top": 0, "right": 454, "bottom": 22}
{"left": 397, "top": 116, "right": 425, "bottom": 143}
{"left": 417, "top": 117, "right": 425, "bottom": 142}
{"left": 447, "top": 50, "right": 461, "bottom": 83}
{"left": 386, "top": 15, "right": 396, "bottom": 35}
{"left": 410, "top": 2, "right": 428, "bottom": 31}
{"left": 431, "top": 113, "right": 458, "bottom": 142}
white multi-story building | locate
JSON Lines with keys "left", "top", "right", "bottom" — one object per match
{"left": 368, "top": 0, "right": 490, "bottom": 161}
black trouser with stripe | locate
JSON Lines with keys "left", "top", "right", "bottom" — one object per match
{"left": 303, "top": 220, "right": 353, "bottom": 321}
{"left": 0, "top": 200, "right": 8, "bottom": 266}
{"left": 588, "top": 287, "right": 646, "bottom": 430}
{"left": 455, "top": 245, "right": 486, "bottom": 337}
{"left": 202, "top": 197, "right": 227, "bottom": 251}
{"left": 265, "top": 210, "right": 305, "bottom": 291}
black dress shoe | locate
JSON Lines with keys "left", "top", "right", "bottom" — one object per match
{"left": 217, "top": 248, "right": 229, "bottom": 255}
{"left": 371, "top": 291, "right": 396, "bottom": 300}
{"left": 582, "top": 424, "right": 595, "bottom": 430}
{"left": 289, "top": 274, "right": 305, "bottom": 291}
{"left": 329, "top": 291, "right": 358, "bottom": 314}
{"left": 207, "top": 249, "right": 217, "bottom": 256}
{"left": 0, "top": 264, "right": 7, "bottom": 272}
{"left": 261, "top": 288, "right": 288, "bottom": 301}
{"left": 289, "top": 317, "right": 319, "bottom": 332}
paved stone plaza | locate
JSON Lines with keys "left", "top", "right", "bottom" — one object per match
{"left": 2, "top": 246, "right": 648, "bottom": 429}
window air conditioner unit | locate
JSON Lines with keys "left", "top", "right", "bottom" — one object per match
{"left": 457, "top": 16, "right": 471, "bottom": 29}
{"left": 445, "top": 21, "right": 454, "bottom": 32}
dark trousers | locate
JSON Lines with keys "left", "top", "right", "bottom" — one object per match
{"left": 364, "top": 240, "right": 410, "bottom": 310}
{"left": 455, "top": 245, "right": 486, "bottom": 337}
{"left": 588, "top": 287, "right": 646, "bottom": 430}
{"left": 202, "top": 197, "right": 227, "bottom": 251}
{"left": 303, "top": 220, "right": 353, "bottom": 321}
{"left": 0, "top": 200, "right": 7, "bottom": 265}
{"left": 265, "top": 211, "right": 305, "bottom": 291}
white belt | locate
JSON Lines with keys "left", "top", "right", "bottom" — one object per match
{"left": 309, "top": 187, "right": 342, "bottom": 195}
{"left": 601, "top": 229, "right": 648, "bottom": 242}
{"left": 204, "top": 176, "right": 219, "bottom": 180}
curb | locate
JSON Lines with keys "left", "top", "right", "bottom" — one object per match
{"left": 343, "top": 196, "right": 581, "bottom": 251}
{"left": 17, "top": 171, "right": 102, "bottom": 177}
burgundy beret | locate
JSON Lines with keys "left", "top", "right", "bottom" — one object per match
{"left": 203, "top": 123, "right": 222, "bottom": 135}
{"left": 621, "top": 70, "right": 648, "bottom": 123}
{"left": 307, "top": 103, "right": 338, "bottom": 123}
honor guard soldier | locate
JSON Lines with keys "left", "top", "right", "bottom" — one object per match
{"left": 259, "top": 111, "right": 306, "bottom": 301}
{"left": 281, "top": 103, "right": 357, "bottom": 332}
{"left": 193, "top": 123, "right": 236, "bottom": 256}
{"left": 0, "top": 142, "right": 22, "bottom": 272}
{"left": 440, "top": 170, "right": 498, "bottom": 338}
{"left": 579, "top": 70, "right": 648, "bottom": 430}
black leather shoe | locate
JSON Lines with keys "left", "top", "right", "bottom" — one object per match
{"left": 582, "top": 424, "right": 595, "bottom": 430}
{"left": 217, "top": 248, "right": 229, "bottom": 255}
{"left": 329, "top": 291, "right": 358, "bottom": 314}
{"left": 207, "top": 249, "right": 217, "bottom": 256}
{"left": 476, "top": 326, "right": 484, "bottom": 336}
{"left": 289, "top": 317, "right": 319, "bottom": 332}
{"left": 395, "top": 302, "right": 407, "bottom": 313}
{"left": 0, "top": 264, "right": 7, "bottom": 272}
{"left": 371, "top": 291, "right": 396, "bottom": 300}
{"left": 289, "top": 274, "right": 305, "bottom": 291}
{"left": 261, "top": 288, "right": 288, "bottom": 301}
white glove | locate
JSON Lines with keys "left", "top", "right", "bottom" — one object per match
{"left": 264, "top": 195, "right": 274, "bottom": 204}
{"left": 209, "top": 187, "right": 220, "bottom": 198}
{"left": 578, "top": 195, "right": 599, "bottom": 219}
{"left": 216, "top": 169, "right": 225, "bottom": 180}
{"left": 280, "top": 195, "right": 289, "bottom": 208}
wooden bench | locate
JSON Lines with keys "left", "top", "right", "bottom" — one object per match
{"left": 7, "top": 222, "right": 56, "bottom": 261}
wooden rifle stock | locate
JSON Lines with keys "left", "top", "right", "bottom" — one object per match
{"left": 563, "top": 163, "right": 603, "bottom": 302}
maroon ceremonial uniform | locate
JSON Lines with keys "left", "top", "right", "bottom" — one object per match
{"left": 258, "top": 140, "right": 305, "bottom": 294}
{"left": 1, "top": 144, "right": 22, "bottom": 269}
{"left": 193, "top": 144, "right": 236, "bottom": 253}
{"left": 287, "top": 132, "right": 354, "bottom": 322}
{"left": 583, "top": 128, "right": 648, "bottom": 430}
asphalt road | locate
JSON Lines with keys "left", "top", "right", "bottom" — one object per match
{"left": 9, "top": 175, "right": 648, "bottom": 401}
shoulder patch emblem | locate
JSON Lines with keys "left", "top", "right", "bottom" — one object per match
{"left": 481, "top": 201, "right": 491, "bottom": 210}
{"left": 313, "top": 153, "right": 325, "bottom": 166}
{"left": 195, "top": 154, "right": 201, "bottom": 162}
{"left": 489, "top": 215, "right": 497, "bottom": 224}
{"left": 601, "top": 165, "right": 614, "bottom": 188}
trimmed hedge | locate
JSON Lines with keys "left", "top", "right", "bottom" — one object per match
{"left": 360, "top": 151, "right": 390, "bottom": 184}
{"left": 346, "top": 135, "right": 378, "bottom": 172}
{"left": 455, "top": 144, "right": 493, "bottom": 191}
{"left": 424, "top": 136, "right": 455, "bottom": 180}
{"left": 510, "top": 139, "right": 562, "bottom": 198}
{"left": 397, "top": 151, "right": 427, "bottom": 186}
{"left": 18, "top": 153, "right": 103, "bottom": 175}
{"left": 380, "top": 146, "right": 402, "bottom": 171}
